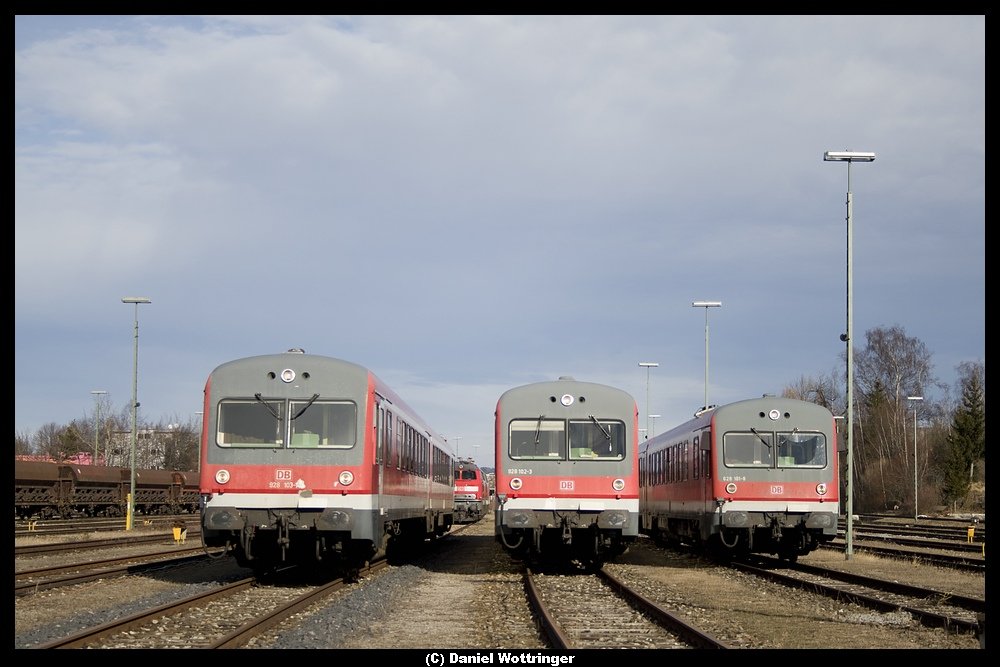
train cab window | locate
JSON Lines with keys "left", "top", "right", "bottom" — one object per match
{"left": 216, "top": 399, "right": 357, "bottom": 449}
{"left": 509, "top": 418, "right": 566, "bottom": 460}
{"left": 217, "top": 400, "right": 285, "bottom": 447}
{"left": 568, "top": 419, "right": 626, "bottom": 461}
{"left": 777, "top": 431, "right": 827, "bottom": 467}
{"left": 289, "top": 401, "right": 357, "bottom": 449}
{"left": 722, "top": 431, "right": 774, "bottom": 468}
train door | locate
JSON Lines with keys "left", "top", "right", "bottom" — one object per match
{"left": 376, "top": 401, "right": 386, "bottom": 515}
{"left": 696, "top": 428, "right": 710, "bottom": 510}
{"left": 638, "top": 450, "right": 648, "bottom": 527}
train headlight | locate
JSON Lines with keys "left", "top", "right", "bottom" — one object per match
{"left": 509, "top": 477, "right": 523, "bottom": 491}
{"left": 339, "top": 471, "right": 354, "bottom": 486}
{"left": 724, "top": 511, "right": 749, "bottom": 527}
{"left": 816, "top": 483, "right": 828, "bottom": 495}
{"left": 725, "top": 482, "right": 737, "bottom": 494}
{"left": 510, "top": 512, "right": 532, "bottom": 526}
{"left": 215, "top": 469, "right": 230, "bottom": 485}
{"left": 560, "top": 394, "right": 574, "bottom": 406}
{"left": 612, "top": 478, "right": 625, "bottom": 491}
{"left": 281, "top": 368, "right": 296, "bottom": 383}
{"left": 806, "top": 513, "right": 835, "bottom": 529}
{"left": 603, "top": 511, "right": 627, "bottom": 527}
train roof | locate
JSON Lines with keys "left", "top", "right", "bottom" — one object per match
{"left": 642, "top": 396, "right": 836, "bottom": 453}
{"left": 206, "top": 349, "right": 452, "bottom": 453}
{"left": 497, "top": 376, "right": 637, "bottom": 407}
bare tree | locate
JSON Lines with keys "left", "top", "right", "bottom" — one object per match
{"left": 781, "top": 370, "right": 843, "bottom": 413}
{"left": 15, "top": 429, "right": 34, "bottom": 456}
{"left": 848, "top": 326, "right": 936, "bottom": 512}
{"left": 32, "top": 423, "right": 65, "bottom": 460}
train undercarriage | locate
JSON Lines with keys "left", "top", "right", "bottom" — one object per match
{"left": 202, "top": 506, "right": 452, "bottom": 576}
{"left": 646, "top": 511, "right": 838, "bottom": 562}
{"left": 496, "top": 509, "right": 636, "bottom": 571}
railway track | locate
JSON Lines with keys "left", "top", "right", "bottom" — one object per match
{"left": 820, "top": 538, "right": 986, "bottom": 572}
{"left": 33, "top": 561, "right": 385, "bottom": 649}
{"left": 16, "top": 517, "right": 984, "bottom": 649}
{"left": 15, "top": 514, "right": 198, "bottom": 537}
{"left": 15, "top": 530, "right": 199, "bottom": 556}
{"left": 15, "top": 548, "right": 225, "bottom": 596}
{"left": 737, "top": 555, "right": 984, "bottom": 635}
{"left": 525, "top": 566, "right": 729, "bottom": 649}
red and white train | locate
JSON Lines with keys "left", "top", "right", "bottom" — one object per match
{"left": 199, "top": 349, "right": 456, "bottom": 574}
{"left": 494, "top": 377, "right": 640, "bottom": 568}
{"left": 453, "top": 458, "right": 490, "bottom": 523}
{"left": 639, "top": 396, "right": 842, "bottom": 561}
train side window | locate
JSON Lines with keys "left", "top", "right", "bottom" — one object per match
{"left": 509, "top": 419, "right": 566, "bottom": 459}
{"left": 692, "top": 436, "right": 700, "bottom": 478}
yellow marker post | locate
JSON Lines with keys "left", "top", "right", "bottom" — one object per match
{"left": 968, "top": 525, "right": 976, "bottom": 543}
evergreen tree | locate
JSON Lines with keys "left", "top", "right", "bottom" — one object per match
{"left": 941, "top": 363, "right": 985, "bottom": 504}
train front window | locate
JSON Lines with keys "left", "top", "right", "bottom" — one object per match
{"left": 722, "top": 431, "right": 774, "bottom": 467}
{"left": 217, "top": 400, "right": 285, "bottom": 447}
{"left": 776, "top": 431, "right": 827, "bottom": 467}
{"left": 216, "top": 399, "right": 357, "bottom": 448}
{"left": 509, "top": 418, "right": 566, "bottom": 459}
{"left": 569, "top": 419, "right": 626, "bottom": 460}
{"left": 289, "top": 401, "right": 357, "bottom": 448}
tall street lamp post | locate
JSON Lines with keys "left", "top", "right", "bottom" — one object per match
{"left": 691, "top": 302, "right": 722, "bottom": 412}
{"left": 824, "top": 150, "right": 875, "bottom": 560}
{"left": 91, "top": 390, "right": 107, "bottom": 464}
{"left": 908, "top": 396, "right": 924, "bottom": 521}
{"left": 648, "top": 415, "right": 660, "bottom": 439}
{"left": 638, "top": 362, "right": 658, "bottom": 440}
{"left": 122, "top": 296, "right": 151, "bottom": 530}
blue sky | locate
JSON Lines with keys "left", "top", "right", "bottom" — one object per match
{"left": 14, "top": 15, "right": 985, "bottom": 468}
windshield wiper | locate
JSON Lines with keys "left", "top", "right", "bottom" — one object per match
{"left": 750, "top": 427, "right": 772, "bottom": 449}
{"left": 534, "top": 415, "right": 545, "bottom": 448}
{"left": 290, "top": 393, "right": 321, "bottom": 421}
{"left": 589, "top": 415, "right": 613, "bottom": 452}
{"left": 254, "top": 393, "right": 283, "bottom": 421}
{"left": 589, "top": 415, "right": 612, "bottom": 441}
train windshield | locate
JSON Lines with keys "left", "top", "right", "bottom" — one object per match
{"left": 776, "top": 431, "right": 827, "bottom": 467}
{"left": 569, "top": 419, "right": 625, "bottom": 460}
{"left": 722, "top": 430, "right": 827, "bottom": 468}
{"left": 508, "top": 418, "right": 626, "bottom": 460}
{"left": 509, "top": 418, "right": 565, "bottom": 459}
{"left": 215, "top": 399, "right": 357, "bottom": 448}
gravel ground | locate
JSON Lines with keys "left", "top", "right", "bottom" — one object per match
{"left": 14, "top": 521, "right": 985, "bottom": 650}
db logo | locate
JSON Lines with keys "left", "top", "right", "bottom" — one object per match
{"left": 276, "top": 469, "right": 292, "bottom": 481}
{"left": 560, "top": 480, "right": 574, "bottom": 490}
{"left": 771, "top": 485, "right": 784, "bottom": 494}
